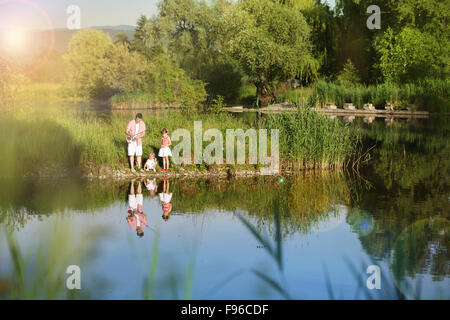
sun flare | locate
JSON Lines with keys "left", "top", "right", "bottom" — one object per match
{"left": 2, "top": 28, "right": 27, "bottom": 52}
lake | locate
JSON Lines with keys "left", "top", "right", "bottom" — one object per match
{"left": 0, "top": 114, "right": 448, "bottom": 300}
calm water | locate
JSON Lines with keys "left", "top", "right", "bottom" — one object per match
{"left": 0, "top": 116, "right": 448, "bottom": 300}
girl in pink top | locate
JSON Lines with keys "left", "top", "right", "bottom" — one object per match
{"left": 158, "top": 128, "right": 172, "bottom": 172}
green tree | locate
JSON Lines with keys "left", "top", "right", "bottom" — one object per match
{"left": 114, "top": 32, "right": 131, "bottom": 47}
{"left": 148, "top": 53, "right": 207, "bottom": 106}
{"left": 375, "top": 27, "right": 440, "bottom": 82}
{"left": 222, "top": 0, "right": 317, "bottom": 106}
{"left": 373, "top": 0, "right": 449, "bottom": 82}
{"left": 63, "top": 29, "right": 113, "bottom": 98}
{"left": 64, "top": 29, "right": 206, "bottom": 105}
{"left": 336, "top": 59, "right": 361, "bottom": 86}
{"left": 132, "top": 15, "right": 150, "bottom": 56}
{"left": 139, "top": 0, "right": 241, "bottom": 103}
{"left": 103, "top": 43, "right": 152, "bottom": 93}
{"left": 301, "top": 1, "right": 340, "bottom": 78}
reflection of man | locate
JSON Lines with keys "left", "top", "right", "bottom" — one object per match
{"left": 126, "top": 180, "right": 147, "bottom": 238}
{"left": 126, "top": 113, "right": 146, "bottom": 172}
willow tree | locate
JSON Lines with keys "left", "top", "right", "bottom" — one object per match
{"left": 222, "top": 0, "right": 317, "bottom": 106}
{"left": 63, "top": 29, "right": 113, "bottom": 98}
{"left": 138, "top": 0, "right": 242, "bottom": 103}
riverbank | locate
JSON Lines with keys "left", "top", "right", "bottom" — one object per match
{"left": 0, "top": 105, "right": 361, "bottom": 179}
{"left": 84, "top": 162, "right": 349, "bottom": 179}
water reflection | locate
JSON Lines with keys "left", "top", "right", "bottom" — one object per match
{"left": 160, "top": 179, "right": 173, "bottom": 221}
{"left": 0, "top": 117, "right": 448, "bottom": 299}
{"left": 144, "top": 178, "right": 158, "bottom": 196}
{"left": 126, "top": 180, "right": 147, "bottom": 238}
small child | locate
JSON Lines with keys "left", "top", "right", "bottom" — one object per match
{"left": 144, "top": 178, "right": 157, "bottom": 196}
{"left": 158, "top": 128, "right": 172, "bottom": 172}
{"left": 144, "top": 152, "right": 157, "bottom": 172}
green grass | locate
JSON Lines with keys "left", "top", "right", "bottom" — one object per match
{"left": 264, "top": 106, "right": 362, "bottom": 169}
{"left": 274, "top": 86, "right": 313, "bottom": 106}
{"left": 0, "top": 101, "right": 362, "bottom": 176}
{"left": 236, "top": 83, "right": 257, "bottom": 106}
{"left": 311, "top": 79, "right": 450, "bottom": 113}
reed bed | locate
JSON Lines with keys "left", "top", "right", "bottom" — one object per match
{"left": 311, "top": 79, "right": 449, "bottom": 113}
{"left": 264, "top": 106, "right": 362, "bottom": 170}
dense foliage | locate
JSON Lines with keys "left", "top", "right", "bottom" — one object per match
{"left": 1, "top": 0, "right": 448, "bottom": 111}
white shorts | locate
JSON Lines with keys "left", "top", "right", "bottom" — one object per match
{"left": 128, "top": 141, "right": 143, "bottom": 157}
{"left": 159, "top": 193, "right": 172, "bottom": 203}
{"left": 158, "top": 147, "right": 172, "bottom": 157}
{"left": 128, "top": 194, "right": 143, "bottom": 211}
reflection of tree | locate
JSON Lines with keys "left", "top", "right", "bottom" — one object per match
{"left": 391, "top": 219, "right": 449, "bottom": 283}
{"left": 286, "top": 173, "right": 350, "bottom": 233}
{"left": 172, "top": 173, "right": 351, "bottom": 235}
{"left": 347, "top": 209, "right": 374, "bottom": 237}
{"left": 0, "top": 178, "right": 126, "bottom": 232}
{"left": 353, "top": 118, "right": 450, "bottom": 280}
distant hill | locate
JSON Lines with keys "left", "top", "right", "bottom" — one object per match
{"left": 25, "top": 26, "right": 136, "bottom": 54}
{"left": 91, "top": 25, "right": 136, "bottom": 31}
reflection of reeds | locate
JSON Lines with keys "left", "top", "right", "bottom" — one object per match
{"left": 143, "top": 230, "right": 160, "bottom": 300}
{"left": 1, "top": 221, "right": 107, "bottom": 299}
{"left": 237, "top": 199, "right": 292, "bottom": 299}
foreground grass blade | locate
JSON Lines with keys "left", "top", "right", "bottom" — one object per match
{"left": 144, "top": 232, "right": 160, "bottom": 300}
{"left": 237, "top": 212, "right": 275, "bottom": 259}
{"left": 252, "top": 269, "right": 292, "bottom": 300}
{"left": 274, "top": 202, "right": 283, "bottom": 271}
{"left": 322, "top": 263, "right": 335, "bottom": 300}
{"left": 342, "top": 256, "right": 372, "bottom": 300}
{"left": 202, "top": 269, "right": 247, "bottom": 299}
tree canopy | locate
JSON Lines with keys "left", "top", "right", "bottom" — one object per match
{"left": 58, "top": 0, "right": 448, "bottom": 108}
{"left": 222, "top": 0, "right": 317, "bottom": 105}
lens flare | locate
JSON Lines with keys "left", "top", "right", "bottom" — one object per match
{"left": 0, "top": 0, "right": 55, "bottom": 76}
{"left": 3, "top": 28, "right": 27, "bottom": 52}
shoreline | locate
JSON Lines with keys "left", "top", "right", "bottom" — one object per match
{"left": 10, "top": 167, "right": 338, "bottom": 181}
{"left": 83, "top": 164, "right": 347, "bottom": 180}
{"left": 226, "top": 105, "right": 431, "bottom": 118}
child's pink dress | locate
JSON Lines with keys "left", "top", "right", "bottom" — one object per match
{"left": 158, "top": 136, "right": 172, "bottom": 157}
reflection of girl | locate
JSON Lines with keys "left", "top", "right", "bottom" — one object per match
{"left": 159, "top": 179, "right": 173, "bottom": 221}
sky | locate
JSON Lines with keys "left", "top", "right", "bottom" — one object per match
{"left": 0, "top": 0, "right": 336, "bottom": 30}
{"left": 0, "top": 0, "right": 159, "bottom": 30}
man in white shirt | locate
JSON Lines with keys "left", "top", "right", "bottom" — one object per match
{"left": 125, "top": 113, "right": 146, "bottom": 172}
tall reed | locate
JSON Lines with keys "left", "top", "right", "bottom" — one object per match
{"left": 311, "top": 79, "right": 449, "bottom": 112}
{"left": 264, "top": 106, "right": 362, "bottom": 170}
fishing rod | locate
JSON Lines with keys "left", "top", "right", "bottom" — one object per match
{"left": 126, "top": 130, "right": 146, "bottom": 143}
{"left": 127, "top": 210, "right": 157, "bottom": 233}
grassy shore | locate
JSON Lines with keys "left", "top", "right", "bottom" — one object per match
{"left": 0, "top": 102, "right": 362, "bottom": 177}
